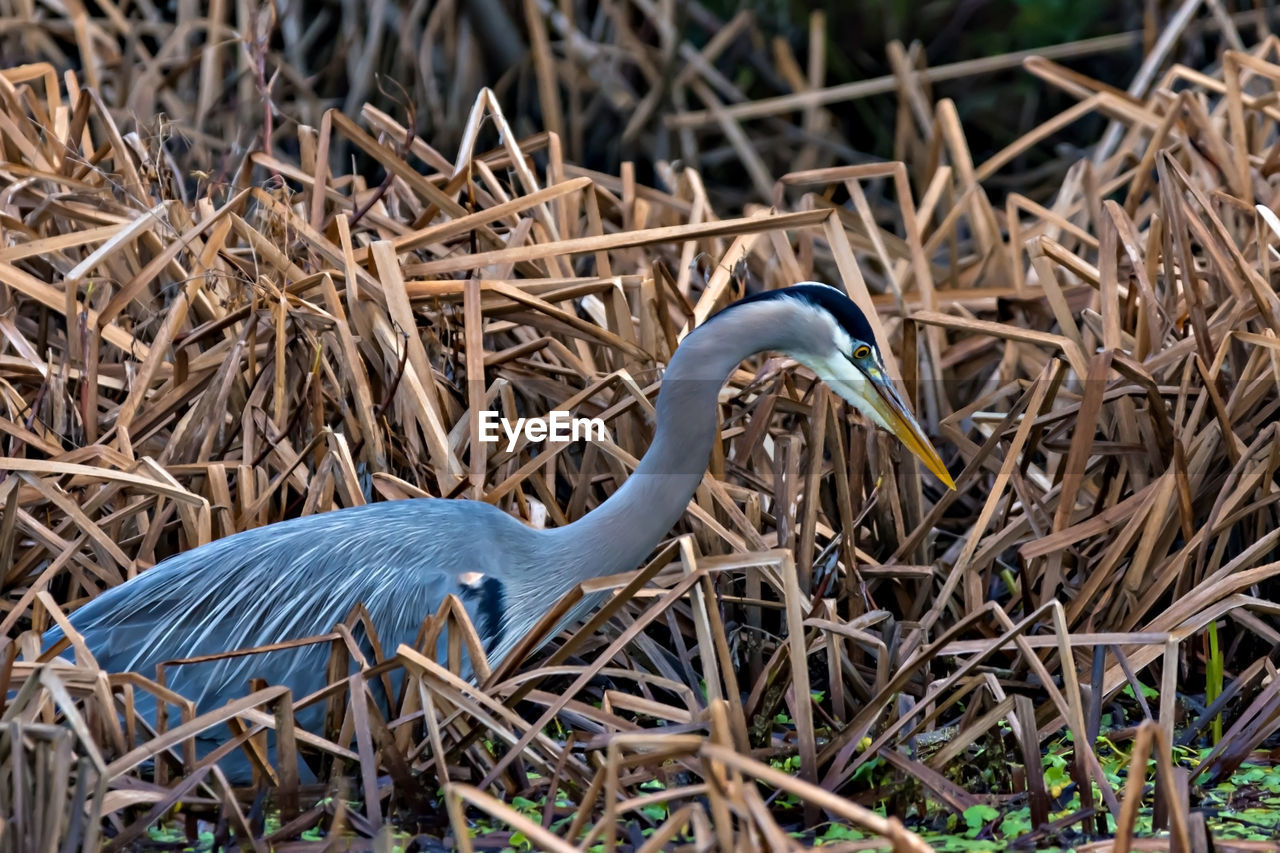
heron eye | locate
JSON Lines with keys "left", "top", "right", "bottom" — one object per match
{"left": 853, "top": 345, "right": 871, "bottom": 360}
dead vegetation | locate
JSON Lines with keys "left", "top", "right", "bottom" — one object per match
{"left": 2, "top": 0, "right": 1280, "bottom": 850}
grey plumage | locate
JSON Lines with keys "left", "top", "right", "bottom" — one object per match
{"left": 44, "top": 283, "right": 953, "bottom": 780}
{"left": 56, "top": 501, "right": 531, "bottom": 696}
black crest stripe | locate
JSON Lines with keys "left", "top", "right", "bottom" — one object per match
{"left": 708, "top": 283, "right": 874, "bottom": 344}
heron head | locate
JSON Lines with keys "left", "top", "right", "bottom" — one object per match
{"left": 762, "top": 283, "right": 956, "bottom": 490}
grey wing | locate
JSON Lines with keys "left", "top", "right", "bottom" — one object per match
{"left": 45, "top": 499, "right": 517, "bottom": 716}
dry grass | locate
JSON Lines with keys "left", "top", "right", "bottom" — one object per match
{"left": 2, "top": 1, "right": 1280, "bottom": 851}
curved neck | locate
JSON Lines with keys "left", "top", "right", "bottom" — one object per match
{"left": 548, "top": 305, "right": 791, "bottom": 580}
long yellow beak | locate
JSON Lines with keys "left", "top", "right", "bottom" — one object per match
{"left": 862, "top": 374, "right": 956, "bottom": 490}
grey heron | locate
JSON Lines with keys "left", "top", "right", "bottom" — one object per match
{"left": 42, "top": 282, "right": 953, "bottom": 779}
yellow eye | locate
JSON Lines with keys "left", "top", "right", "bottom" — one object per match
{"left": 853, "top": 345, "right": 871, "bottom": 360}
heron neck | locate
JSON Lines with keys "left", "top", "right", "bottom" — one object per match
{"left": 549, "top": 316, "right": 771, "bottom": 582}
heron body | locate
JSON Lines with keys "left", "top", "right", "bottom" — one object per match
{"left": 44, "top": 283, "right": 953, "bottom": 780}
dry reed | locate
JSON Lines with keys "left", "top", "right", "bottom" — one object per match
{"left": 1, "top": 1, "right": 1279, "bottom": 851}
